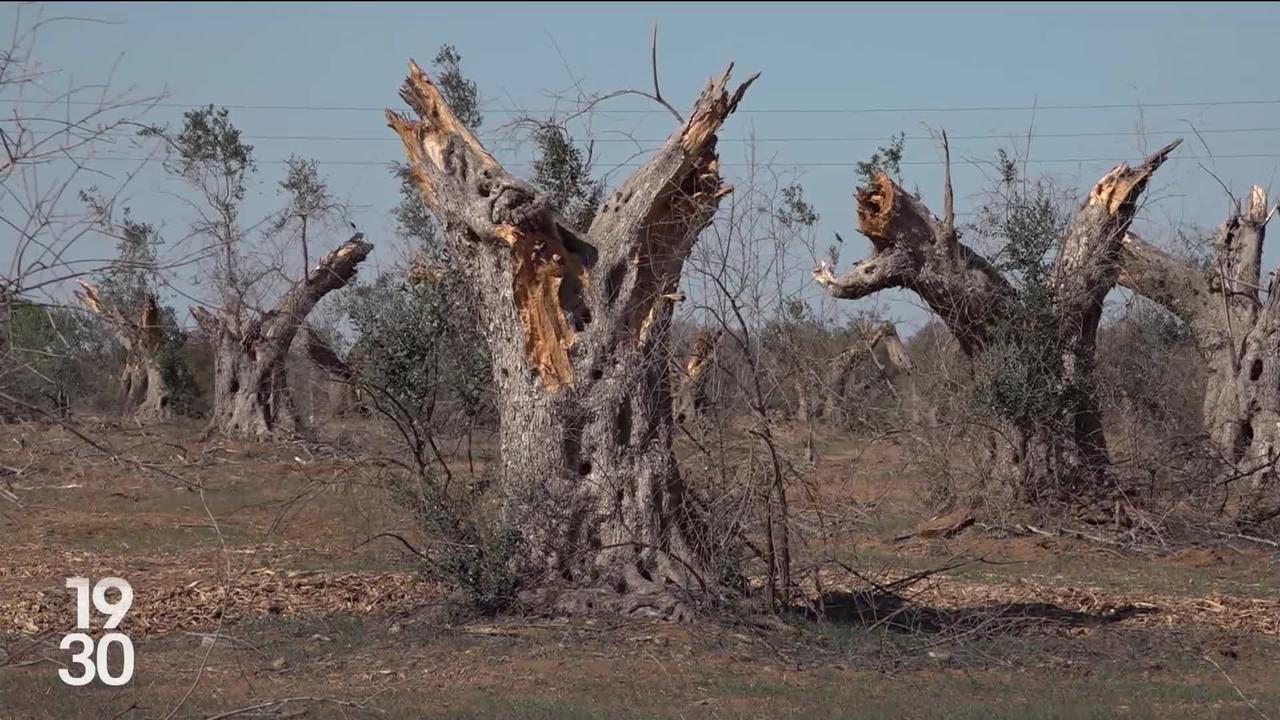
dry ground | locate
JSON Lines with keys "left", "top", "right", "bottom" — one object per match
{"left": 1, "top": 419, "right": 1278, "bottom": 719}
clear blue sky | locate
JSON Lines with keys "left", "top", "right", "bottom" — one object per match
{"left": 15, "top": 2, "right": 1280, "bottom": 332}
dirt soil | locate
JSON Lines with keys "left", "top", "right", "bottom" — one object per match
{"left": 2, "top": 420, "right": 1279, "bottom": 719}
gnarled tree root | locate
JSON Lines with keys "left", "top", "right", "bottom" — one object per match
{"left": 521, "top": 564, "right": 721, "bottom": 623}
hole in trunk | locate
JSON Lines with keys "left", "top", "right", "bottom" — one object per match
{"left": 615, "top": 396, "right": 633, "bottom": 446}
{"left": 1238, "top": 420, "right": 1255, "bottom": 461}
{"left": 563, "top": 414, "right": 586, "bottom": 478}
{"left": 605, "top": 262, "right": 626, "bottom": 306}
{"left": 1251, "top": 358, "right": 1264, "bottom": 381}
{"left": 571, "top": 305, "right": 592, "bottom": 331}
{"left": 578, "top": 461, "right": 593, "bottom": 476}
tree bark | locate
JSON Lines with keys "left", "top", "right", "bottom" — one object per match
{"left": 75, "top": 281, "right": 172, "bottom": 421}
{"left": 1046, "top": 139, "right": 1182, "bottom": 484}
{"left": 812, "top": 172, "right": 1012, "bottom": 356}
{"left": 194, "top": 235, "right": 371, "bottom": 439}
{"left": 388, "top": 60, "right": 754, "bottom": 617}
{"left": 1118, "top": 187, "right": 1280, "bottom": 507}
{"left": 813, "top": 140, "right": 1181, "bottom": 500}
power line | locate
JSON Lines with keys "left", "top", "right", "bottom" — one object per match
{"left": 80, "top": 152, "right": 1280, "bottom": 169}
{"left": 170, "top": 126, "right": 1280, "bottom": 145}
{"left": 4, "top": 97, "right": 1280, "bottom": 114}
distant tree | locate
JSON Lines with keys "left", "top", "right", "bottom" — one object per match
{"left": 145, "top": 105, "right": 256, "bottom": 315}
{"left": 148, "top": 106, "right": 370, "bottom": 438}
{"left": 0, "top": 7, "right": 162, "bottom": 421}
{"left": 815, "top": 130, "right": 1183, "bottom": 505}
{"left": 529, "top": 124, "right": 604, "bottom": 231}
{"left": 76, "top": 200, "right": 200, "bottom": 419}
{"left": 854, "top": 132, "right": 905, "bottom": 188}
{"left": 4, "top": 300, "right": 109, "bottom": 417}
{"left": 269, "top": 156, "right": 344, "bottom": 279}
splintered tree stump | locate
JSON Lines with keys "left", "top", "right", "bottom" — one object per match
{"left": 1120, "top": 187, "right": 1280, "bottom": 516}
{"left": 76, "top": 281, "right": 173, "bottom": 421}
{"left": 388, "top": 59, "right": 755, "bottom": 619}
{"left": 194, "top": 234, "right": 372, "bottom": 439}
{"left": 813, "top": 138, "right": 1182, "bottom": 501}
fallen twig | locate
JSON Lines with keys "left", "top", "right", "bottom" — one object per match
{"left": 1204, "top": 653, "right": 1272, "bottom": 720}
{"left": 1214, "top": 530, "right": 1280, "bottom": 549}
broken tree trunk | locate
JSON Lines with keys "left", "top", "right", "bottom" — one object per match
{"left": 388, "top": 60, "right": 754, "bottom": 618}
{"left": 194, "top": 235, "right": 371, "bottom": 439}
{"left": 813, "top": 138, "right": 1181, "bottom": 500}
{"left": 1118, "top": 187, "right": 1280, "bottom": 512}
{"left": 1044, "top": 139, "right": 1182, "bottom": 489}
{"left": 75, "top": 281, "right": 172, "bottom": 421}
{"left": 812, "top": 134, "right": 1014, "bottom": 357}
{"left": 675, "top": 329, "right": 720, "bottom": 426}
{"left": 820, "top": 320, "right": 917, "bottom": 422}
{"left": 303, "top": 326, "right": 367, "bottom": 418}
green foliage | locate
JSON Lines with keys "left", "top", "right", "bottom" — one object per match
{"left": 161, "top": 105, "right": 255, "bottom": 196}
{"left": 433, "top": 44, "right": 483, "bottom": 132}
{"left": 530, "top": 124, "right": 604, "bottom": 231}
{"left": 358, "top": 273, "right": 509, "bottom": 613}
{"left": 388, "top": 474, "right": 521, "bottom": 615}
{"left": 347, "top": 273, "right": 489, "bottom": 432}
{"left": 84, "top": 198, "right": 202, "bottom": 415}
{"left": 155, "top": 305, "right": 202, "bottom": 415}
{"left": 435, "top": 527, "right": 522, "bottom": 615}
{"left": 347, "top": 275, "right": 445, "bottom": 420}
{"left": 272, "top": 157, "right": 337, "bottom": 230}
{"left": 93, "top": 206, "right": 161, "bottom": 311}
{"left": 776, "top": 183, "right": 820, "bottom": 229}
{"left": 971, "top": 152, "right": 1078, "bottom": 435}
{"left": 974, "top": 280, "right": 1071, "bottom": 431}
{"left": 2, "top": 301, "right": 110, "bottom": 414}
{"left": 855, "top": 132, "right": 905, "bottom": 187}
{"left": 393, "top": 165, "right": 440, "bottom": 253}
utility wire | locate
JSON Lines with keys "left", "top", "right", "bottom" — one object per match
{"left": 4, "top": 97, "right": 1280, "bottom": 114}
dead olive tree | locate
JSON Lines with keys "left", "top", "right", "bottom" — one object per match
{"left": 1118, "top": 187, "right": 1280, "bottom": 516}
{"left": 75, "top": 281, "right": 170, "bottom": 419}
{"left": 149, "top": 107, "right": 372, "bottom": 438}
{"left": 0, "top": 7, "right": 162, "bottom": 420}
{"left": 821, "top": 320, "right": 918, "bottom": 423}
{"left": 814, "top": 137, "right": 1182, "bottom": 501}
{"left": 192, "top": 237, "right": 371, "bottom": 437}
{"left": 387, "top": 59, "right": 754, "bottom": 618}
